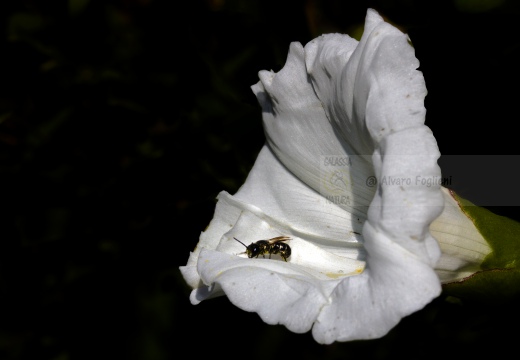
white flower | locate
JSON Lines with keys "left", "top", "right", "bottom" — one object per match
{"left": 180, "top": 8, "right": 483, "bottom": 344}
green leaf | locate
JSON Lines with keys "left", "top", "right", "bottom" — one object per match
{"left": 442, "top": 192, "right": 520, "bottom": 303}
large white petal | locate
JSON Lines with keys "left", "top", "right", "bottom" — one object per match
{"left": 197, "top": 249, "right": 326, "bottom": 333}
{"left": 235, "top": 145, "right": 365, "bottom": 252}
{"left": 252, "top": 42, "right": 375, "bottom": 216}
{"left": 305, "top": 10, "right": 443, "bottom": 265}
{"left": 313, "top": 221, "right": 441, "bottom": 343}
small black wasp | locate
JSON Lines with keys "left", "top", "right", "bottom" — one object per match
{"left": 233, "top": 236, "right": 292, "bottom": 262}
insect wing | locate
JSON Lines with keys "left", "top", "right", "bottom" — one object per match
{"left": 266, "top": 236, "right": 291, "bottom": 244}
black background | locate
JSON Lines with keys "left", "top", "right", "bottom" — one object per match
{"left": 1, "top": 1, "right": 519, "bottom": 359}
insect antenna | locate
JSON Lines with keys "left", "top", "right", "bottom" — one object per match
{"left": 233, "top": 237, "right": 247, "bottom": 248}
{"left": 233, "top": 237, "right": 250, "bottom": 257}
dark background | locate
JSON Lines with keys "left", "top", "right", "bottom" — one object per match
{"left": 1, "top": 1, "right": 519, "bottom": 359}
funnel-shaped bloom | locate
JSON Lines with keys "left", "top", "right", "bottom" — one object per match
{"left": 181, "top": 8, "right": 449, "bottom": 344}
